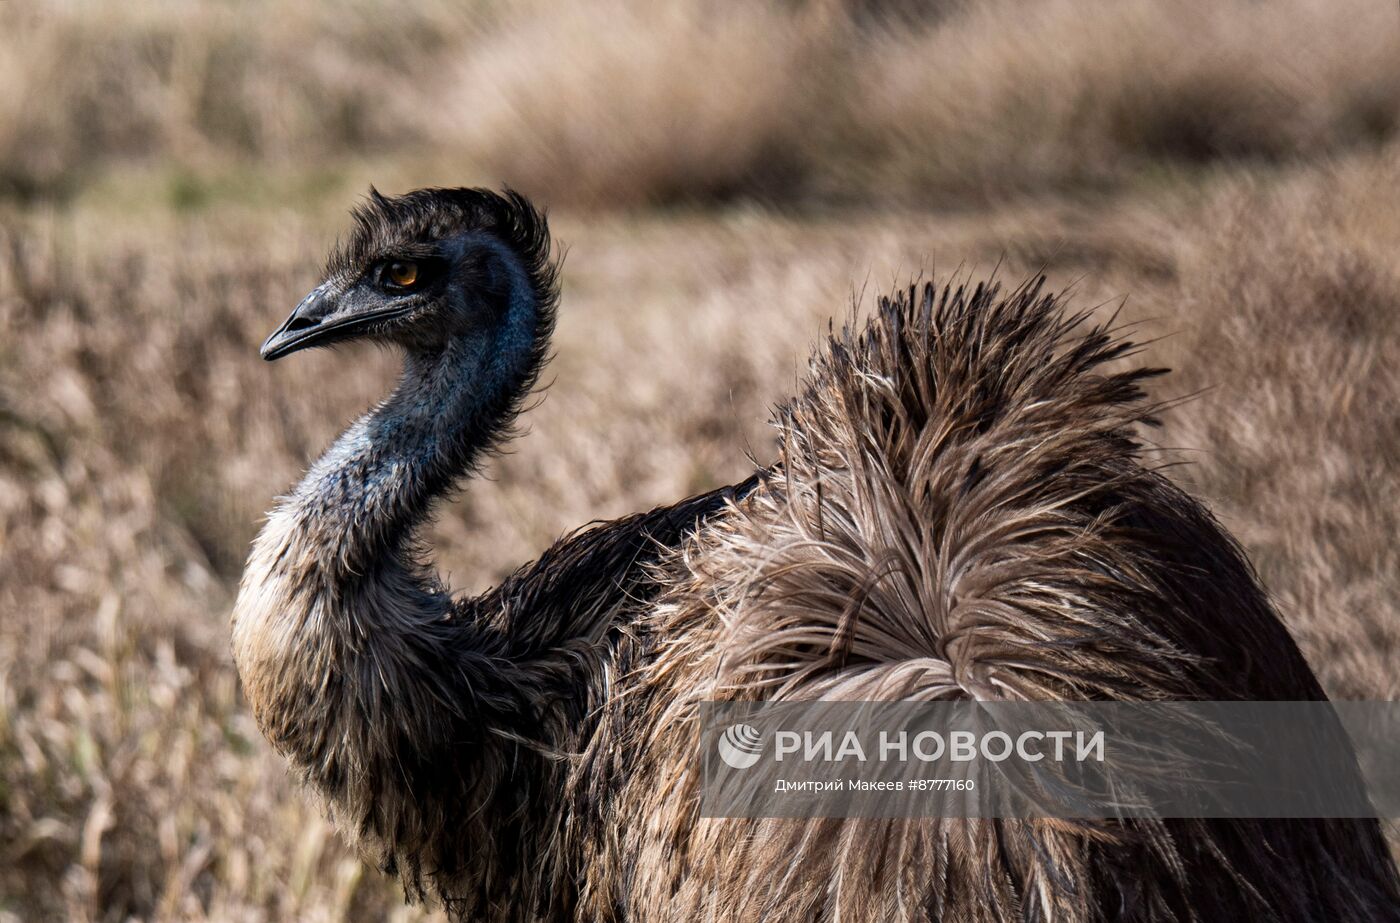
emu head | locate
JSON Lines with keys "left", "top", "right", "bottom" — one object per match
{"left": 261, "top": 186, "right": 558, "bottom": 362}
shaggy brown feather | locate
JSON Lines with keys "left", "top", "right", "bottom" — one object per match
{"left": 578, "top": 280, "right": 1400, "bottom": 922}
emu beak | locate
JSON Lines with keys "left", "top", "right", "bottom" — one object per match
{"left": 261, "top": 284, "right": 339, "bottom": 361}
{"left": 260, "top": 284, "right": 409, "bottom": 361}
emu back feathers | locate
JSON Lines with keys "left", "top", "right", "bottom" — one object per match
{"left": 578, "top": 280, "right": 1400, "bottom": 922}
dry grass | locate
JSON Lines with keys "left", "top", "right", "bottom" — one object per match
{"left": 0, "top": 0, "right": 471, "bottom": 200}
{"left": 459, "top": 0, "right": 1400, "bottom": 205}
{"left": 4, "top": 0, "right": 1399, "bottom": 205}
{"left": 3, "top": 0, "right": 1399, "bottom": 919}
{"left": 435, "top": 1, "right": 832, "bottom": 206}
{"left": 1152, "top": 162, "right": 1400, "bottom": 700}
{"left": 841, "top": 0, "right": 1400, "bottom": 200}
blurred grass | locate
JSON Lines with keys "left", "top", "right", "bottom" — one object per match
{"left": 4, "top": 0, "right": 1399, "bottom": 208}
{"left": 2, "top": 0, "right": 1400, "bottom": 920}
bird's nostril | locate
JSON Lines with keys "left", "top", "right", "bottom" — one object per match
{"left": 285, "top": 315, "right": 319, "bottom": 332}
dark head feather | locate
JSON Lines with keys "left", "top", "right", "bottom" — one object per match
{"left": 325, "top": 186, "right": 561, "bottom": 317}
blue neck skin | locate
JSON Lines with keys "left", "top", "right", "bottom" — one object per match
{"left": 290, "top": 233, "right": 540, "bottom": 574}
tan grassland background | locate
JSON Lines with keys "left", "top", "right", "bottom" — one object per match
{"left": 2, "top": 0, "right": 1399, "bottom": 919}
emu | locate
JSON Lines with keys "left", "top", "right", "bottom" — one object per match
{"left": 233, "top": 187, "right": 1400, "bottom": 921}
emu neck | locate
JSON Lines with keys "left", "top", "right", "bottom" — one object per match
{"left": 233, "top": 264, "right": 542, "bottom": 742}
{"left": 296, "top": 299, "right": 538, "bottom": 577}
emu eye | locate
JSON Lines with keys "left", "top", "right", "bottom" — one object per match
{"left": 386, "top": 261, "right": 419, "bottom": 288}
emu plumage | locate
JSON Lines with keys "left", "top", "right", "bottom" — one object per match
{"left": 233, "top": 188, "right": 1400, "bottom": 921}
